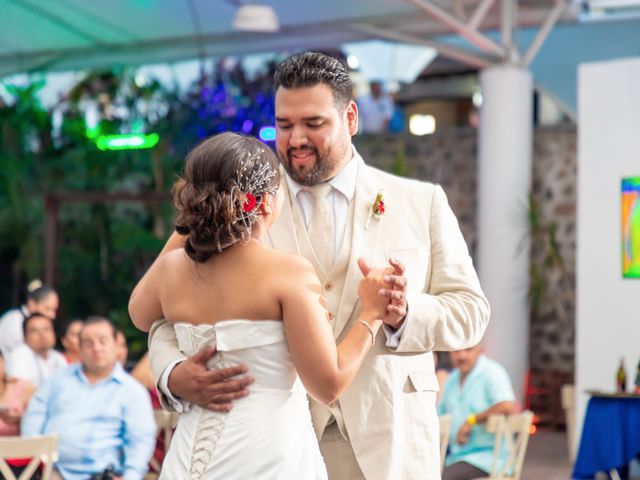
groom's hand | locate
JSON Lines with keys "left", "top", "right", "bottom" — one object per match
{"left": 378, "top": 257, "right": 408, "bottom": 329}
{"left": 168, "top": 345, "right": 254, "bottom": 412}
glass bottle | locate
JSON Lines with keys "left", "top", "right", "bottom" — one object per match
{"left": 616, "top": 357, "right": 627, "bottom": 393}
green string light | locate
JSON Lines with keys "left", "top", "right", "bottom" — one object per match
{"left": 95, "top": 133, "right": 159, "bottom": 151}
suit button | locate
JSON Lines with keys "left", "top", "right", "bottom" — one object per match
{"left": 328, "top": 312, "right": 335, "bottom": 321}
{"left": 324, "top": 282, "right": 333, "bottom": 291}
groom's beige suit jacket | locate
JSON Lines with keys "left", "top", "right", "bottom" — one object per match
{"left": 148, "top": 156, "right": 490, "bottom": 480}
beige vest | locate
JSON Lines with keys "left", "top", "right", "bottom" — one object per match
{"left": 290, "top": 187, "right": 355, "bottom": 437}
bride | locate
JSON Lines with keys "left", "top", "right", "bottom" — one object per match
{"left": 129, "top": 132, "right": 391, "bottom": 479}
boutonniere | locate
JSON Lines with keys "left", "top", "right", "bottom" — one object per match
{"left": 365, "top": 191, "right": 385, "bottom": 229}
{"left": 372, "top": 192, "right": 385, "bottom": 217}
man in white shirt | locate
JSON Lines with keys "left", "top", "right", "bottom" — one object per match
{"left": 6, "top": 313, "right": 66, "bottom": 388}
{"left": 357, "top": 81, "right": 394, "bottom": 134}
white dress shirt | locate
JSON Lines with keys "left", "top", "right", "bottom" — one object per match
{"left": 0, "top": 305, "right": 29, "bottom": 358}
{"left": 6, "top": 344, "right": 67, "bottom": 388}
{"left": 285, "top": 148, "right": 359, "bottom": 261}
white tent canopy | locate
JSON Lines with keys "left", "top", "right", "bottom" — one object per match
{"left": 0, "top": 0, "right": 574, "bottom": 75}
{"left": 1, "top": 0, "right": 640, "bottom": 111}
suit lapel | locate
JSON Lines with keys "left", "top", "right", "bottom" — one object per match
{"left": 333, "top": 161, "right": 386, "bottom": 337}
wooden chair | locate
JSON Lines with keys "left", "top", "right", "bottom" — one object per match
{"left": 439, "top": 414, "right": 453, "bottom": 474}
{"left": 561, "top": 384, "right": 576, "bottom": 462}
{"left": 482, "top": 411, "right": 534, "bottom": 480}
{"left": 0, "top": 434, "right": 59, "bottom": 480}
{"left": 148, "top": 410, "right": 180, "bottom": 474}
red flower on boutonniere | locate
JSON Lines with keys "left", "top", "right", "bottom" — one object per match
{"left": 372, "top": 192, "right": 385, "bottom": 217}
{"left": 242, "top": 193, "right": 257, "bottom": 212}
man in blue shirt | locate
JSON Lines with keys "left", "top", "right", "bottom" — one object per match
{"left": 438, "top": 345, "right": 516, "bottom": 480}
{"left": 22, "top": 316, "right": 156, "bottom": 480}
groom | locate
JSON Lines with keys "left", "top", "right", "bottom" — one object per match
{"left": 148, "top": 52, "right": 490, "bottom": 480}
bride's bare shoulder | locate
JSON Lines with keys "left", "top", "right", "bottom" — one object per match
{"left": 156, "top": 248, "right": 189, "bottom": 268}
{"left": 263, "top": 249, "right": 318, "bottom": 287}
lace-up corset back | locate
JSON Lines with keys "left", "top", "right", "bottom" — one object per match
{"left": 162, "top": 320, "right": 327, "bottom": 480}
{"left": 174, "top": 320, "right": 297, "bottom": 390}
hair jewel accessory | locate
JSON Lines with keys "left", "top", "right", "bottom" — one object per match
{"left": 242, "top": 193, "right": 257, "bottom": 212}
{"left": 231, "top": 151, "right": 278, "bottom": 238}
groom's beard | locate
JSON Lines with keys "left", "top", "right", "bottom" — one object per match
{"left": 279, "top": 146, "right": 338, "bottom": 187}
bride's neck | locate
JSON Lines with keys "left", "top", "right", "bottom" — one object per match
{"left": 251, "top": 220, "right": 267, "bottom": 243}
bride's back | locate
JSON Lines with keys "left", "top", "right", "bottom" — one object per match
{"left": 158, "top": 240, "right": 285, "bottom": 326}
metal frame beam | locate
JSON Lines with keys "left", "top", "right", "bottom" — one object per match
{"left": 352, "top": 23, "right": 499, "bottom": 69}
{"left": 405, "top": 0, "right": 505, "bottom": 57}
{"left": 468, "top": 0, "right": 495, "bottom": 30}
{"left": 521, "top": 0, "right": 569, "bottom": 67}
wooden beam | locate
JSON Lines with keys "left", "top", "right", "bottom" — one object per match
{"left": 44, "top": 194, "right": 59, "bottom": 288}
{"left": 50, "top": 191, "right": 171, "bottom": 204}
{"left": 42, "top": 190, "right": 171, "bottom": 287}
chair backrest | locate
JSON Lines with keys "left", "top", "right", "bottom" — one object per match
{"left": 561, "top": 384, "right": 576, "bottom": 462}
{"left": 0, "top": 434, "right": 59, "bottom": 480}
{"left": 154, "top": 409, "right": 180, "bottom": 447}
{"left": 486, "top": 411, "right": 534, "bottom": 480}
{"left": 438, "top": 414, "right": 452, "bottom": 474}
{"left": 148, "top": 410, "right": 180, "bottom": 473}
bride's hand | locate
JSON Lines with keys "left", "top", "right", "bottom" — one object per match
{"left": 357, "top": 258, "right": 393, "bottom": 319}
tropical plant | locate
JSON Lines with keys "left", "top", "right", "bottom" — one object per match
{"left": 527, "top": 192, "right": 574, "bottom": 324}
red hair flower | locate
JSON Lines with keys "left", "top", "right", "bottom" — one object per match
{"left": 242, "top": 193, "right": 257, "bottom": 212}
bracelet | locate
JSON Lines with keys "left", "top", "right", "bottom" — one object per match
{"left": 466, "top": 413, "right": 477, "bottom": 426}
{"left": 357, "top": 320, "right": 376, "bottom": 346}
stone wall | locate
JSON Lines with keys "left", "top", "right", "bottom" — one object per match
{"left": 353, "top": 125, "right": 577, "bottom": 373}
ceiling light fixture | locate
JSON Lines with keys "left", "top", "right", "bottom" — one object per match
{"left": 233, "top": 3, "right": 279, "bottom": 33}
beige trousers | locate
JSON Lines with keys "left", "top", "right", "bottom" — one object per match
{"left": 319, "top": 423, "right": 366, "bottom": 480}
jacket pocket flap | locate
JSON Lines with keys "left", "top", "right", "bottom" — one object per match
{"left": 408, "top": 371, "right": 440, "bottom": 392}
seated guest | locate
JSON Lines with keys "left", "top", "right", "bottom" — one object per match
{"left": 60, "top": 319, "right": 83, "bottom": 364}
{"left": 438, "top": 344, "right": 516, "bottom": 480}
{"left": 115, "top": 329, "right": 129, "bottom": 368}
{"left": 0, "top": 280, "right": 59, "bottom": 358}
{"left": 22, "top": 316, "right": 156, "bottom": 480}
{"left": 130, "top": 353, "right": 157, "bottom": 403}
{"left": 0, "top": 351, "right": 35, "bottom": 436}
{"left": 434, "top": 351, "right": 450, "bottom": 404}
{"left": 131, "top": 352, "right": 165, "bottom": 474}
{"left": 5, "top": 314, "right": 66, "bottom": 388}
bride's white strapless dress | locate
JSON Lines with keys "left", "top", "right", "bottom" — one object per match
{"left": 159, "top": 320, "right": 328, "bottom": 480}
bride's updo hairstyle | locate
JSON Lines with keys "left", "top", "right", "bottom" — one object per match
{"left": 173, "top": 132, "right": 280, "bottom": 263}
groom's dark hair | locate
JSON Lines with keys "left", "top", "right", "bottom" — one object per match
{"left": 274, "top": 52, "right": 353, "bottom": 110}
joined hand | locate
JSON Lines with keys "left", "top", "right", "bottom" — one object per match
{"left": 378, "top": 257, "right": 408, "bottom": 329}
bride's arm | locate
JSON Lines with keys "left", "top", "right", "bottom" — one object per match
{"left": 280, "top": 256, "right": 389, "bottom": 406}
{"left": 129, "top": 232, "right": 186, "bottom": 332}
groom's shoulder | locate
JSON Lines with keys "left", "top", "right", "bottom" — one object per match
{"left": 362, "top": 163, "right": 438, "bottom": 196}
